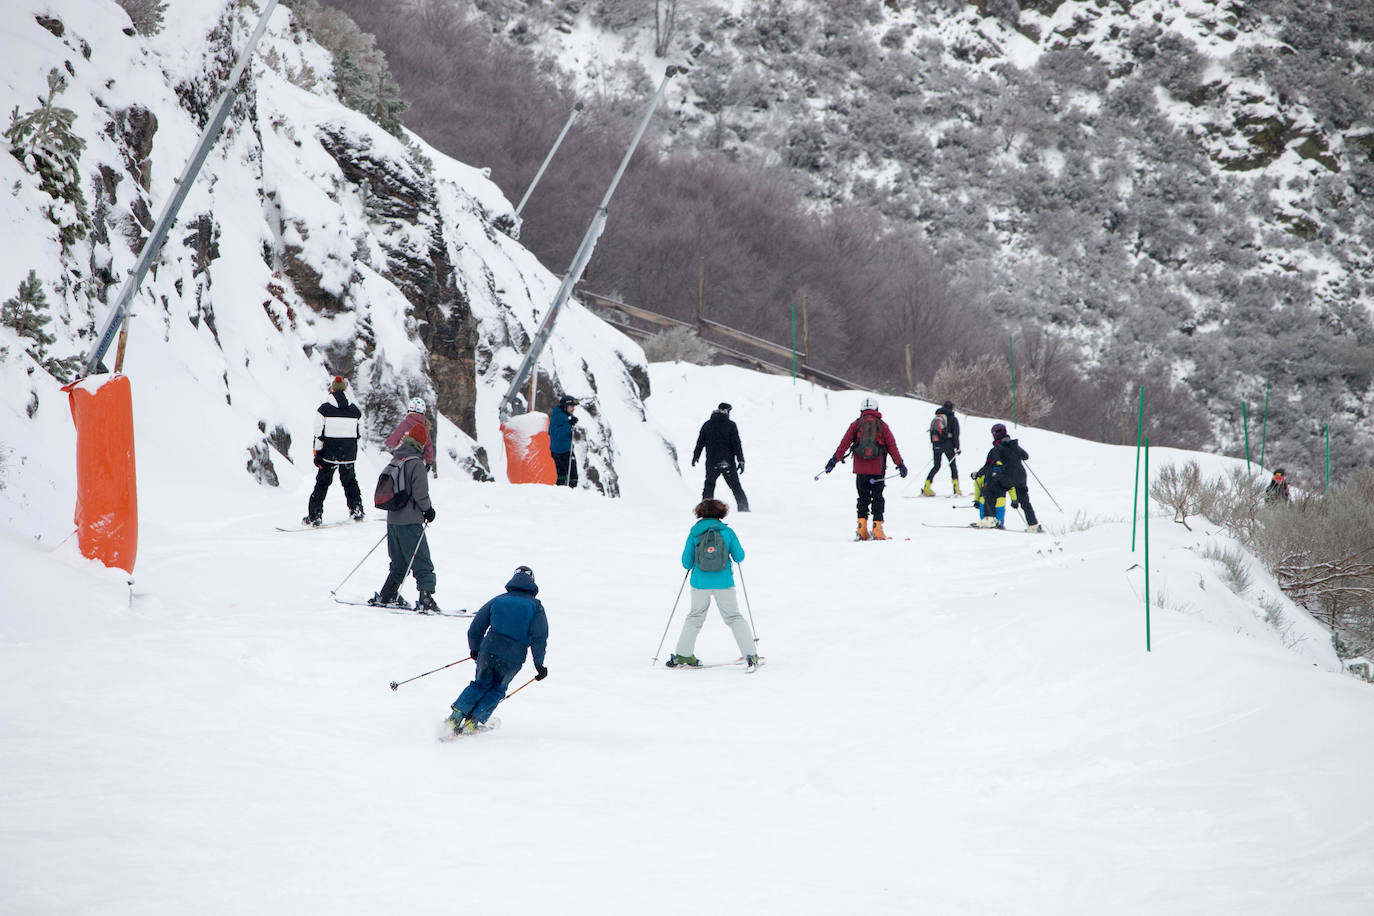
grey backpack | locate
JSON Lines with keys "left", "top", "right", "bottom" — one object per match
{"left": 694, "top": 526, "right": 729, "bottom": 572}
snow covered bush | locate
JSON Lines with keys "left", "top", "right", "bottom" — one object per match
{"left": 641, "top": 326, "right": 713, "bottom": 364}
{"left": 924, "top": 352, "right": 1052, "bottom": 426}
{"left": 114, "top": 0, "right": 167, "bottom": 36}
{"left": 286, "top": 0, "right": 408, "bottom": 137}
{"left": 5, "top": 69, "right": 88, "bottom": 247}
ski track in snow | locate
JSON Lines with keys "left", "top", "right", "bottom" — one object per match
{"left": 3, "top": 364, "right": 1374, "bottom": 914}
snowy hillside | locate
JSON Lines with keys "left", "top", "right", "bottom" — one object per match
{"left": 4, "top": 362, "right": 1373, "bottom": 914}
{"left": 0, "top": 0, "right": 668, "bottom": 542}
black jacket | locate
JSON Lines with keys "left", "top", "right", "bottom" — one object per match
{"left": 313, "top": 392, "right": 362, "bottom": 463}
{"left": 974, "top": 437, "right": 1028, "bottom": 489}
{"left": 693, "top": 413, "right": 744, "bottom": 467}
{"left": 932, "top": 406, "right": 960, "bottom": 450}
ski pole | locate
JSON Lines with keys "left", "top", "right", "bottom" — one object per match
{"left": 330, "top": 531, "right": 388, "bottom": 596}
{"left": 389, "top": 656, "right": 474, "bottom": 691}
{"left": 503, "top": 675, "right": 539, "bottom": 701}
{"left": 1024, "top": 461, "right": 1062, "bottom": 512}
{"left": 398, "top": 521, "right": 430, "bottom": 588}
{"left": 652, "top": 570, "right": 691, "bottom": 663}
{"left": 738, "top": 562, "right": 760, "bottom": 646}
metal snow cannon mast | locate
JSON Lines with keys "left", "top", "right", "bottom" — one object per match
{"left": 498, "top": 66, "right": 682, "bottom": 485}
{"left": 67, "top": 0, "right": 282, "bottom": 574}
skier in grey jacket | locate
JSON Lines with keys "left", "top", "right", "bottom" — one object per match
{"left": 369, "top": 422, "right": 440, "bottom": 611}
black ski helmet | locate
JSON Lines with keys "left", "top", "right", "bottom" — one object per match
{"left": 558, "top": 395, "right": 577, "bottom": 409}
{"left": 991, "top": 423, "right": 1008, "bottom": 440}
{"left": 717, "top": 402, "right": 732, "bottom": 413}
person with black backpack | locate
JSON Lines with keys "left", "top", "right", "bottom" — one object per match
{"left": 823, "top": 396, "right": 907, "bottom": 540}
{"left": 691, "top": 402, "right": 749, "bottom": 512}
{"left": 921, "top": 400, "right": 962, "bottom": 497}
{"left": 368, "top": 422, "right": 441, "bottom": 611}
{"left": 970, "top": 423, "right": 1041, "bottom": 532}
{"left": 666, "top": 499, "right": 758, "bottom": 670}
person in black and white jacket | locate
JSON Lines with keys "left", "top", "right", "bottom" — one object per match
{"left": 304, "top": 375, "right": 364, "bottom": 526}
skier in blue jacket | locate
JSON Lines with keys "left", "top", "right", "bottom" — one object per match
{"left": 446, "top": 566, "right": 549, "bottom": 734}
{"left": 548, "top": 395, "right": 579, "bottom": 487}
{"left": 666, "top": 499, "right": 759, "bottom": 670}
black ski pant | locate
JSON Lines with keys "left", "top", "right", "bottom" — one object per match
{"left": 552, "top": 450, "right": 578, "bottom": 488}
{"left": 926, "top": 444, "right": 958, "bottom": 482}
{"left": 982, "top": 479, "right": 1037, "bottom": 526}
{"left": 703, "top": 460, "right": 749, "bottom": 511}
{"left": 308, "top": 461, "right": 362, "bottom": 519}
{"left": 855, "top": 474, "right": 886, "bottom": 522}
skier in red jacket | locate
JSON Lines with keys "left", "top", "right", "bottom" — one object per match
{"left": 824, "top": 396, "right": 907, "bottom": 540}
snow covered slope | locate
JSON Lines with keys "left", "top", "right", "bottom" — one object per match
{"left": 3, "top": 362, "right": 1371, "bottom": 915}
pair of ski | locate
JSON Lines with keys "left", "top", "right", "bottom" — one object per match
{"left": 276, "top": 517, "right": 380, "bottom": 532}
{"left": 664, "top": 656, "right": 765, "bottom": 672}
{"left": 920, "top": 522, "right": 1035, "bottom": 534}
{"left": 333, "top": 596, "right": 473, "bottom": 618}
{"left": 436, "top": 717, "right": 501, "bottom": 742}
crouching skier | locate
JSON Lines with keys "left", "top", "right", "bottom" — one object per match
{"left": 445, "top": 566, "right": 549, "bottom": 735}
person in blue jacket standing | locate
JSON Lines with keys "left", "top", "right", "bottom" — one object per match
{"left": 549, "top": 395, "right": 579, "bottom": 487}
{"left": 667, "top": 499, "right": 759, "bottom": 670}
{"left": 446, "top": 566, "right": 549, "bottom": 735}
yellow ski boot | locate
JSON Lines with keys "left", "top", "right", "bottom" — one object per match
{"left": 920, "top": 480, "right": 934, "bottom": 497}
{"left": 952, "top": 478, "right": 962, "bottom": 497}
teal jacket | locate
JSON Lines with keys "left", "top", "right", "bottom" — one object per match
{"left": 681, "top": 519, "right": 745, "bottom": 589}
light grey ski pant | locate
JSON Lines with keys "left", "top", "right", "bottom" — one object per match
{"left": 676, "top": 587, "right": 755, "bottom": 658}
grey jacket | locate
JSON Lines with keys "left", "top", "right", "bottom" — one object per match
{"left": 386, "top": 442, "right": 433, "bottom": 525}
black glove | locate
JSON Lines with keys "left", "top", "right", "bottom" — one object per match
{"left": 470, "top": 650, "right": 479, "bottom": 660}
{"left": 568, "top": 416, "right": 578, "bottom": 427}
{"left": 825, "top": 457, "right": 837, "bottom": 474}
{"left": 736, "top": 459, "right": 745, "bottom": 475}
{"left": 898, "top": 464, "right": 908, "bottom": 478}
{"left": 955, "top": 448, "right": 962, "bottom": 455}
{"left": 691, "top": 457, "right": 698, "bottom": 467}
{"left": 313, "top": 452, "right": 324, "bottom": 469}
{"left": 422, "top": 507, "right": 436, "bottom": 523}
{"left": 1011, "top": 500, "right": 1019, "bottom": 509}
{"left": 535, "top": 665, "right": 548, "bottom": 681}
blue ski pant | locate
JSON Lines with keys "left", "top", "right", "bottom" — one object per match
{"left": 452, "top": 654, "right": 521, "bottom": 724}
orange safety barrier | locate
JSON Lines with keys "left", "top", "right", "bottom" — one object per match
{"left": 501, "top": 412, "right": 556, "bottom": 485}
{"left": 62, "top": 374, "right": 138, "bottom": 573}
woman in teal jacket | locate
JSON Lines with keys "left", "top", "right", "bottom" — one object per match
{"left": 667, "top": 499, "right": 759, "bottom": 669}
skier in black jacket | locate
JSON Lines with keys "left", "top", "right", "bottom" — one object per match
{"left": 691, "top": 403, "right": 749, "bottom": 512}
{"left": 972, "top": 423, "right": 1041, "bottom": 532}
{"left": 304, "top": 375, "right": 364, "bottom": 526}
{"left": 921, "top": 400, "right": 962, "bottom": 497}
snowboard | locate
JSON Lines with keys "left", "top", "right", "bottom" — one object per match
{"left": 332, "top": 597, "right": 473, "bottom": 618}
{"left": 437, "top": 716, "right": 501, "bottom": 742}
{"left": 277, "top": 517, "right": 379, "bottom": 532}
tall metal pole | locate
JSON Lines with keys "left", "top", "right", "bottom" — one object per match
{"left": 512, "top": 102, "right": 583, "bottom": 221}
{"left": 499, "top": 67, "right": 681, "bottom": 421}
{"left": 81, "top": 0, "right": 281, "bottom": 378}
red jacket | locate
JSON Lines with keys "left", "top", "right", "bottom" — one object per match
{"left": 832, "top": 409, "right": 904, "bottom": 475}
{"left": 385, "top": 411, "right": 436, "bottom": 466}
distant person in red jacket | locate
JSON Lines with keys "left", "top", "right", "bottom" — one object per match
{"left": 385, "top": 396, "right": 436, "bottom": 476}
{"left": 824, "top": 396, "right": 907, "bottom": 540}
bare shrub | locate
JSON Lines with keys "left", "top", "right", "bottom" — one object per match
{"left": 922, "top": 352, "right": 1052, "bottom": 425}
{"left": 1201, "top": 542, "right": 1252, "bottom": 596}
{"left": 1149, "top": 460, "right": 1220, "bottom": 530}
{"left": 1197, "top": 466, "right": 1268, "bottom": 539}
{"left": 1250, "top": 469, "right": 1374, "bottom": 655}
{"left": 641, "top": 326, "right": 713, "bottom": 364}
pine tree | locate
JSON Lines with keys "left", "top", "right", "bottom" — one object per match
{"left": 2, "top": 271, "right": 56, "bottom": 351}
{"left": 5, "top": 69, "right": 89, "bottom": 245}
{"left": 114, "top": 0, "right": 168, "bottom": 36}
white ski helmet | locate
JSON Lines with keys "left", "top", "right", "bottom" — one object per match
{"left": 407, "top": 396, "right": 426, "bottom": 414}
{"left": 860, "top": 396, "right": 879, "bottom": 412}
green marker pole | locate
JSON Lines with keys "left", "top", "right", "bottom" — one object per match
{"left": 1009, "top": 334, "right": 1016, "bottom": 429}
{"left": 1144, "top": 436, "right": 1151, "bottom": 653}
{"left": 1326, "top": 424, "right": 1331, "bottom": 492}
{"left": 1242, "top": 402, "right": 1251, "bottom": 471}
{"left": 1259, "top": 380, "right": 1270, "bottom": 470}
{"left": 1131, "top": 385, "right": 1144, "bottom": 552}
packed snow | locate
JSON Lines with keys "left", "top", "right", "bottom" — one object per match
{"left": 4, "top": 362, "right": 1373, "bottom": 914}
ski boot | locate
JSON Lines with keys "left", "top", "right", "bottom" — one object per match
{"left": 745, "top": 654, "right": 761, "bottom": 671}
{"left": 952, "top": 479, "right": 962, "bottom": 497}
{"left": 871, "top": 520, "right": 889, "bottom": 540}
{"left": 302, "top": 515, "right": 322, "bottom": 527}
{"left": 1026, "top": 523, "right": 1042, "bottom": 534}
{"left": 368, "top": 591, "right": 411, "bottom": 609}
{"left": 856, "top": 517, "right": 870, "bottom": 541}
{"left": 973, "top": 517, "right": 1000, "bottom": 528}
{"left": 416, "top": 591, "right": 441, "bottom": 614}
{"left": 920, "top": 480, "right": 935, "bottom": 497}
{"left": 665, "top": 654, "right": 701, "bottom": 668}
{"left": 349, "top": 505, "right": 366, "bottom": 521}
